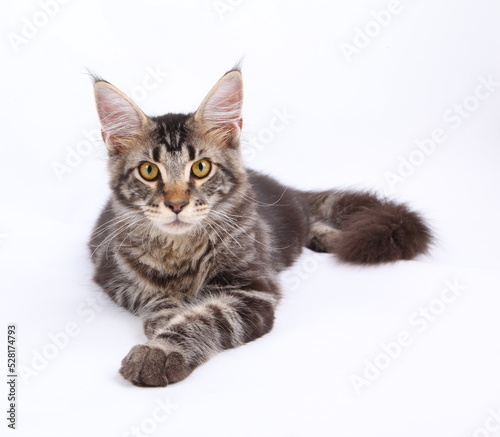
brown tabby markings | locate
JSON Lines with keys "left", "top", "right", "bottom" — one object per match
{"left": 89, "top": 69, "right": 432, "bottom": 387}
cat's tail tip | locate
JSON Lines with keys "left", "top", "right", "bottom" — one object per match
{"left": 334, "top": 201, "right": 433, "bottom": 265}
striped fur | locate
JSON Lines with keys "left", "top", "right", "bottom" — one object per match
{"left": 89, "top": 70, "right": 432, "bottom": 386}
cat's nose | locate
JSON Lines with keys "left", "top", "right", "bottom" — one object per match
{"left": 165, "top": 200, "right": 189, "bottom": 214}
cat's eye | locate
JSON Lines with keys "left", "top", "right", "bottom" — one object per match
{"left": 139, "top": 162, "right": 160, "bottom": 181}
{"left": 191, "top": 159, "right": 211, "bottom": 179}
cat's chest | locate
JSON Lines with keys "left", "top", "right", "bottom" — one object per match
{"left": 118, "top": 238, "right": 213, "bottom": 297}
{"left": 141, "top": 242, "right": 209, "bottom": 275}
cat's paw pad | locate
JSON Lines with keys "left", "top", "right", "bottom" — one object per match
{"left": 119, "top": 345, "right": 168, "bottom": 387}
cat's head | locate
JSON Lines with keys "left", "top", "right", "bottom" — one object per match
{"left": 93, "top": 70, "right": 245, "bottom": 236}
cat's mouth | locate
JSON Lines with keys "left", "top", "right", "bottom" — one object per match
{"left": 160, "top": 217, "right": 194, "bottom": 235}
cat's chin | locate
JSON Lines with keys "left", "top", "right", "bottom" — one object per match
{"left": 158, "top": 220, "right": 195, "bottom": 236}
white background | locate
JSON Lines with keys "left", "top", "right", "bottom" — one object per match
{"left": 2, "top": 1, "right": 500, "bottom": 436}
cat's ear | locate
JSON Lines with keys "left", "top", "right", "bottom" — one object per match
{"left": 194, "top": 70, "right": 243, "bottom": 147}
{"left": 93, "top": 80, "right": 148, "bottom": 154}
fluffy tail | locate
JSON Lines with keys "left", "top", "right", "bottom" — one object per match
{"left": 300, "top": 190, "right": 433, "bottom": 265}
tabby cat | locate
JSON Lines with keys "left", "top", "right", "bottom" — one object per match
{"left": 89, "top": 69, "right": 432, "bottom": 387}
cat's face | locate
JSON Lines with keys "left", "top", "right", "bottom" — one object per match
{"left": 93, "top": 70, "right": 245, "bottom": 236}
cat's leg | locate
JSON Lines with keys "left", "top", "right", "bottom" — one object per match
{"left": 119, "top": 282, "right": 279, "bottom": 387}
{"left": 141, "top": 301, "right": 183, "bottom": 340}
{"left": 306, "top": 221, "right": 342, "bottom": 253}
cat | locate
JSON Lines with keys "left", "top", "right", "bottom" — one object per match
{"left": 89, "top": 68, "right": 432, "bottom": 387}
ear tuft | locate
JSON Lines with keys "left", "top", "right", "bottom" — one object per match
{"left": 194, "top": 70, "right": 243, "bottom": 146}
{"left": 93, "top": 81, "right": 147, "bottom": 153}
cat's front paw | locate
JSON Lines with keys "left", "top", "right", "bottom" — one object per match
{"left": 120, "top": 345, "right": 168, "bottom": 387}
{"left": 119, "top": 345, "right": 193, "bottom": 387}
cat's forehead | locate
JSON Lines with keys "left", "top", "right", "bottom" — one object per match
{"left": 151, "top": 113, "right": 191, "bottom": 153}
{"left": 145, "top": 113, "right": 219, "bottom": 165}
{"left": 143, "top": 113, "right": 195, "bottom": 165}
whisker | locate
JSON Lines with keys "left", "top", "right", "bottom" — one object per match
{"left": 206, "top": 217, "right": 243, "bottom": 248}
{"left": 92, "top": 216, "right": 147, "bottom": 259}
{"left": 235, "top": 188, "right": 289, "bottom": 207}
{"left": 204, "top": 219, "right": 240, "bottom": 258}
{"left": 91, "top": 213, "right": 138, "bottom": 238}
{"left": 116, "top": 217, "right": 149, "bottom": 252}
{"left": 210, "top": 207, "right": 292, "bottom": 251}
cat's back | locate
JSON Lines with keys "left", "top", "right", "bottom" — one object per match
{"left": 247, "top": 169, "right": 310, "bottom": 270}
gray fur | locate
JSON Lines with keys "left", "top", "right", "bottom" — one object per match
{"left": 89, "top": 70, "right": 432, "bottom": 386}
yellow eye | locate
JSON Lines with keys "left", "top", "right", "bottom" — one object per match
{"left": 139, "top": 162, "right": 160, "bottom": 181}
{"left": 191, "top": 159, "right": 211, "bottom": 178}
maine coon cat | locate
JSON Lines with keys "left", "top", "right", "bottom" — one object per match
{"left": 89, "top": 69, "right": 432, "bottom": 387}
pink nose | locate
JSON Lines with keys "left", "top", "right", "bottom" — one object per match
{"left": 165, "top": 200, "right": 189, "bottom": 214}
